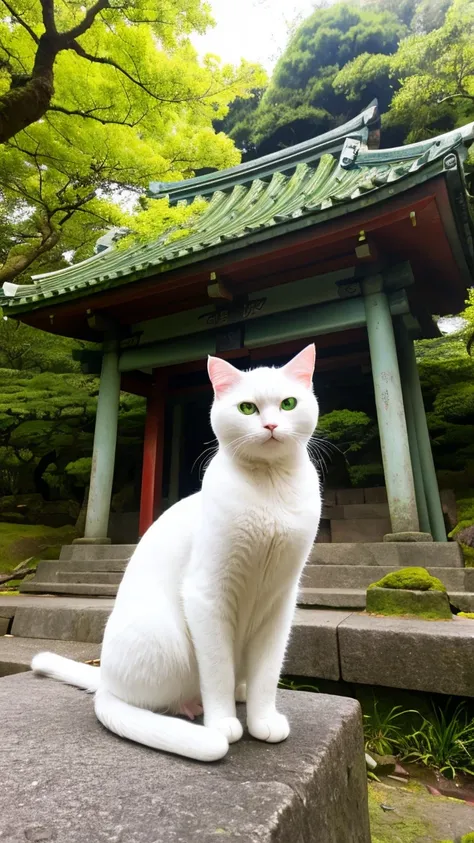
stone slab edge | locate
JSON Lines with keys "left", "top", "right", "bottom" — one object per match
{"left": 1, "top": 674, "right": 370, "bottom": 843}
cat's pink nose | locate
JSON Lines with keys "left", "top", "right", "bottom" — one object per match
{"left": 264, "top": 423, "right": 278, "bottom": 431}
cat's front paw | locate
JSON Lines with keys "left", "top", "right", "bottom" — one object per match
{"left": 247, "top": 712, "right": 290, "bottom": 743}
{"left": 207, "top": 716, "right": 243, "bottom": 743}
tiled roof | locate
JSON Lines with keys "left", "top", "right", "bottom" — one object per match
{"left": 1, "top": 109, "right": 473, "bottom": 316}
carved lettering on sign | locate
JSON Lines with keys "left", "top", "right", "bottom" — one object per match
{"left": 199, "top": 309, "right": 230, "bottom": 327}
{"left": 199, "top": 297, "right": 267, "bottom": 326}
{"left": 243, "top": 298, "right": 266, "bottom": 318}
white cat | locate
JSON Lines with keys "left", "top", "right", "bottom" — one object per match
{"left": 32, "top": 344, "right": 321, "bottom": 762}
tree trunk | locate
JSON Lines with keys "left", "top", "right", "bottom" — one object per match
{"left": 0, "top": 36, "right": 56, "bottom": 144}
{"left": 0, "top": 226, "right": 60, "bottom": 284}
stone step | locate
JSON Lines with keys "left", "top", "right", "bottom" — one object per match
{"left": 298, "top": 587, "right": 474, "bottom": 611}
{"left": 303, "top": 565, "right": 467, "bottom": 590}
{"left": 330, "top": 518, "right": 392, "bottom": 543}
{"left": 56, "top": 571, "right": 123, "bottom": 585}
{"left": 60, "top": 544, "right": 135, "bottom": 562}
{"left": 36, "top": 559, "right": 128, "bottom": 582}
{"left": 35, "top": 565, "right": 470, "bottom": 593}
{"left": 8, "top": 602, "right": 347, "bottom": 681}
{"left": 6, "top": 600, "right": 474, "bottom": 697}
{"left": 299, "top": 589, "right": 367, "bottom": 609}
{"left": 20, "top": 581, "right": 118, "bottom": 597}
{"left": 0, "top": 636, "right": 100, "bottom": 678}
{"left": 322, "top": 503, "right": 389, "bottom": 521}
{"left": 309, "top": 541, "right": 462, "bottom": 567}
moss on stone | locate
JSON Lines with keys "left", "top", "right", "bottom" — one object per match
{"left": 368, "top": 567, "right": 447, "bottom": 593}
{"left": 368, "top": 783, "right": 435, "bottom": 843}
{"left": 458, "top": 612, "right": 474, "bottom": 619}
{"left": 459, "top": 543, "right": 474, "bottom": 567}
{"left": 366, "top": 586, "right": 452, "bottom": 619}
{"left": 461, "top": 835, "right": 474, "bottom": 843}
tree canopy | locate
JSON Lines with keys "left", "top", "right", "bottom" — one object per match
{"left": 218, "top": 0, "right": 468, "bottom": 157}
{"left": 335, "top": 0, "right": 474, "bottom": 143}
{"left": 217, "top": 3, "right": 406, "bottom": 155}
{"left": 0, "top": 0, "right": 265, "bottom": 283}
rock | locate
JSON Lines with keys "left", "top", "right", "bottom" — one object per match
{"left": 0, "top": 673, "right": 371, "bottom": 843}
{"left": 365, "top": 752, "right": 377, "bottom": 770}
{"left": 366, "top": 586, "right": 452, "bottom": 620}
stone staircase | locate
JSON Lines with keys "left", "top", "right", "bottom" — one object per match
{"left": 20, "top": 537, "right": 474, "bottom": 611}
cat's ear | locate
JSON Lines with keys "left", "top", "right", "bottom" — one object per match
{"left": 208, "top": 356, "right": 242, "bottom": 397}
{"left": 282, "top": 344, "right": 316, "bottom": 388}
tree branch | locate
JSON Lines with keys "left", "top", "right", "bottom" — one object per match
{"left": 40, "top": 0, "right": 56, "bottom": 34}
{"left": 0, "top": 562, "right": 37, "bottom": 586}
{"left": 1, "top": 0, "right": 39, "bottom": 43}
{"left": 69, "top": 41, "right": 225, "bottom": 104}
{"left": 437, "top": 92, "right": 474, "bottom": 105}
{"left": 59, "top": 0, "right": 109, "bottom": 42}
{"left": 49, "top": 103, "right": 144, "bottom": 127}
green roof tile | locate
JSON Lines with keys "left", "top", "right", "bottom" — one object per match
{"left": 1, "top": 112, "right": 473, "bottom": 316}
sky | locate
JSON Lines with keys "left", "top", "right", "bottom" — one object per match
{"left": 192, "top": 0, "right": 317, "bottom": 72}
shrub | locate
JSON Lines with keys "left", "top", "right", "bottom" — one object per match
{"left": 399, "top": 701, "right": 474, "bottom": 778}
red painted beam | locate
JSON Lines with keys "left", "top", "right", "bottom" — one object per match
{"left": 139, "top": 371, "right": 167, "bottom": 537}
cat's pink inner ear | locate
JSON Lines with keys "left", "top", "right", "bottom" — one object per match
{"left": 282, "top": 344, "right": 316, "bottom": 388}
{"left": 207, "top": 356, "right": 242, "bottom": 396}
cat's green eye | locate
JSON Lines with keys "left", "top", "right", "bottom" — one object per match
{"left": 239, "top": 402, "right": 258, "bottom": 415}
{"left": 281, "top": 397, "right": 297, "bottom": 411}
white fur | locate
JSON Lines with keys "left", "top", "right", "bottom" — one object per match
{"left": 32, "top": 345, "right": 321, "bottom": 762}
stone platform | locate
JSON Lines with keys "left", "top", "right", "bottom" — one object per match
{"left": 0, "top": 673, "right": 370, "bottom": 843}
{"left": 2, "top": 595, "right": 474, "bottom": 696}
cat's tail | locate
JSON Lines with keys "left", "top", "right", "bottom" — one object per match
{"left": 32, "top": 651, "right": 100, "bottom": 692}
{"left": 94, "top": 687, "right": 229, "bottom": 762}
{"left": 31, "top": 652, "right": 229, "bottom": 762}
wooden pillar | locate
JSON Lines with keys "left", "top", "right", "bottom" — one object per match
{"left": 396, "top": 321, "right": 447, "bottom": 541}
{"left": 76, "top": 333, "right": 121, "bottom": 544}
{"left": 168, "top": 403, "right": 183, "bottom": 507}
{"left": 139, "top": 371, "right": 167, "bottom": 537}
{"left": 362, "top": 276, "right": 423, "bottom": 539}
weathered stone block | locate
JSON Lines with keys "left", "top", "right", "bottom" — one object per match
{"left": 366, "top": 587, "right": 452, "bottom": 620}
{"left": 342, "top": 504, "right": 389, "bottom": 520}
{"left": 60, "top": 544, "right": 135, "bottom": 561}
{"left": 321, "top": 504, "right": 344, "bottom": 520}
{"left": 336, "top": 488, "right": 365, "bottom": 505}
{"left": 383, "top": 532, "right": 433, "bottom": 543}
{"left": 309, "top": 542, "right": 462, "bottom": 568}
{"left": 339, "top": 614, "right": 474, "bottom": 696}
{"left": 331, "top": 518, "right": 391, "bottom": 543}
{"left": 0, "top": 673, "right": 370, "bottom": 843}
{"left": 11, "top": 605, "right": 111, "bottom": 643}
{"left": 286, "top": 609, "right": 352, "bottom": 679}
{"left": 364, "top": 487, "right": 388, "bottom": 504}
{"left": 315, "top": 519, "right": 332, "bottom": 543}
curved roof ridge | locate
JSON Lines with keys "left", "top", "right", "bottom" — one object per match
{"left": 148, "top": 102, "right": 380, "bottom": 205}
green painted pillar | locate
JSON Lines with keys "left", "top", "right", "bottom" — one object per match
{"left": 168, "top": 403, "right": 183, "bottom": 506}
{"left": 396, "top": 321, "right": 447, "bottom": 542}
{"left": 399, "top": 375, "right": 431, "bottom": 535}
{"left": 80, "top": 334, "right": 121, "bottom": 543}
{"left": 363, "top": 277, "right": 420, "bottom": 537}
